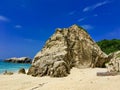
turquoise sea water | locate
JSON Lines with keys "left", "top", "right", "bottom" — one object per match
{"left": 0, "top": 61, "right": 31, "bottom": 74}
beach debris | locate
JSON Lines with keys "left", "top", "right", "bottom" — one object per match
{"left": 30, "top": 82, "right": 47, "bottom": 90}
{"left": 97, "top": 72, "right": 118, "bottom": 76}
{"left": 18, "top": 68, "right": 26, "bottom": 74}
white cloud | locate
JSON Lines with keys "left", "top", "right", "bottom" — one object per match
{"left": 78, "top": 14, "right": 98, "bottom": 22}
{"left": 68, "top": 11, "right": 76, "bottom": 15}
{"left": 83, "top": 0, "right": 111, "bottom": 12}
{"left": 107, "top": 28, "right": 120, "bottom": 38}
{"left": 0, "top": 16, "right": 9, "bottom": 22}
{"left": 24, "top": 39, "right": 37, "bottom": 42}
{"left": 94, "top": 14, "right": 98, "bottom": 17}
{"left": 81, "top": 25, "right": 93, "bottom": 30}
{"left": 24, "top": 38, "right": 45, "bottom": 44}
{"left": 78, "top": 17, "right": 87, "bottom": 22}
{"left": 15, "top": 25, "right": 22, "bottom": 29}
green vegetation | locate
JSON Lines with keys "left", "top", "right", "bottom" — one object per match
{"left": 97, "top": 39, "right": 120, "bottom": 54}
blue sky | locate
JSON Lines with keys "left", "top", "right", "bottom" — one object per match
{"left": 0, "top": 0, "right": 120, "bottom": 59}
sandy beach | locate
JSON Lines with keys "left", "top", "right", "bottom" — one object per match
{"left": 0, "top": 68, "right": 120, "bottom": 90}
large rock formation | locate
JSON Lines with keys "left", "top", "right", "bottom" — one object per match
{"left": 4, "top": 57, "right": 32, "bottom": 63}
{"left": 106, "top": 51, "right": 120, "bottom": 72}
{"left": 28, "top": 25, "right": 108, "bottom": 77}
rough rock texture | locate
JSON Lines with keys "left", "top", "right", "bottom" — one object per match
{"left": 106, "top": 51, "right": 120, "bottom": 72}
{"left": 3, "top": 70, "right": 14, "bottom": 75}
{"left": 18, "top": 68, "right": 26, "bottom": 74}
{"left": 4, "top": 57, "right": 32, "bottom": 63}
{"left": 28, "top": 25, "right": 108, "bottom": 77}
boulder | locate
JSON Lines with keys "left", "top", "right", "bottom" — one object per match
{"left": 106, "top": 51, "right": 120, "bottom": 72}
{"left": 4, "top": 57, "right": 32, "bottom": 63}
{"left": 28, "top": 24, "right": 108, "bottom": 77}
{"left": 3, "top": 70, "right": 14, "bottom": 75}
{"left": 18, "top": 68, "right": 26, "bottom": 74}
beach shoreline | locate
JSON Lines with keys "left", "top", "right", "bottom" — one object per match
{"left": 0, "top": 68, "right": 120, "bottom": 90}
{"left": 0, "top": 68, "right": 29, "bottom": 75}
{"left": 0, "top": 61, "right": 31, "bottom": 74}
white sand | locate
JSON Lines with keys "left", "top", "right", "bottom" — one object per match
{"left": 0, "top": 68, "right": 120, "bottom": 90}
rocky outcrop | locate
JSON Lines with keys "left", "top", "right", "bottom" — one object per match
{"left": 28, "top": 24, "right": 108, "bottom": 77}
{"left": 3, "top": 70, "right": 14, "bottom": 75}
{"left": 106, "top": 51, "right": 120, "bottom": 72}
{"left": 4, "top": 57, "right": 32, "bottom": 63}
{"left": 18, "top": 68, "right": 26, "bottom": 74}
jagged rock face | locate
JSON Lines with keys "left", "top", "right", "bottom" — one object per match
{"left": 106, "top": 51, "right": 120, "bottom": 72}
{"left": 28, "top": 25, "right": 108, "bottom": 77}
